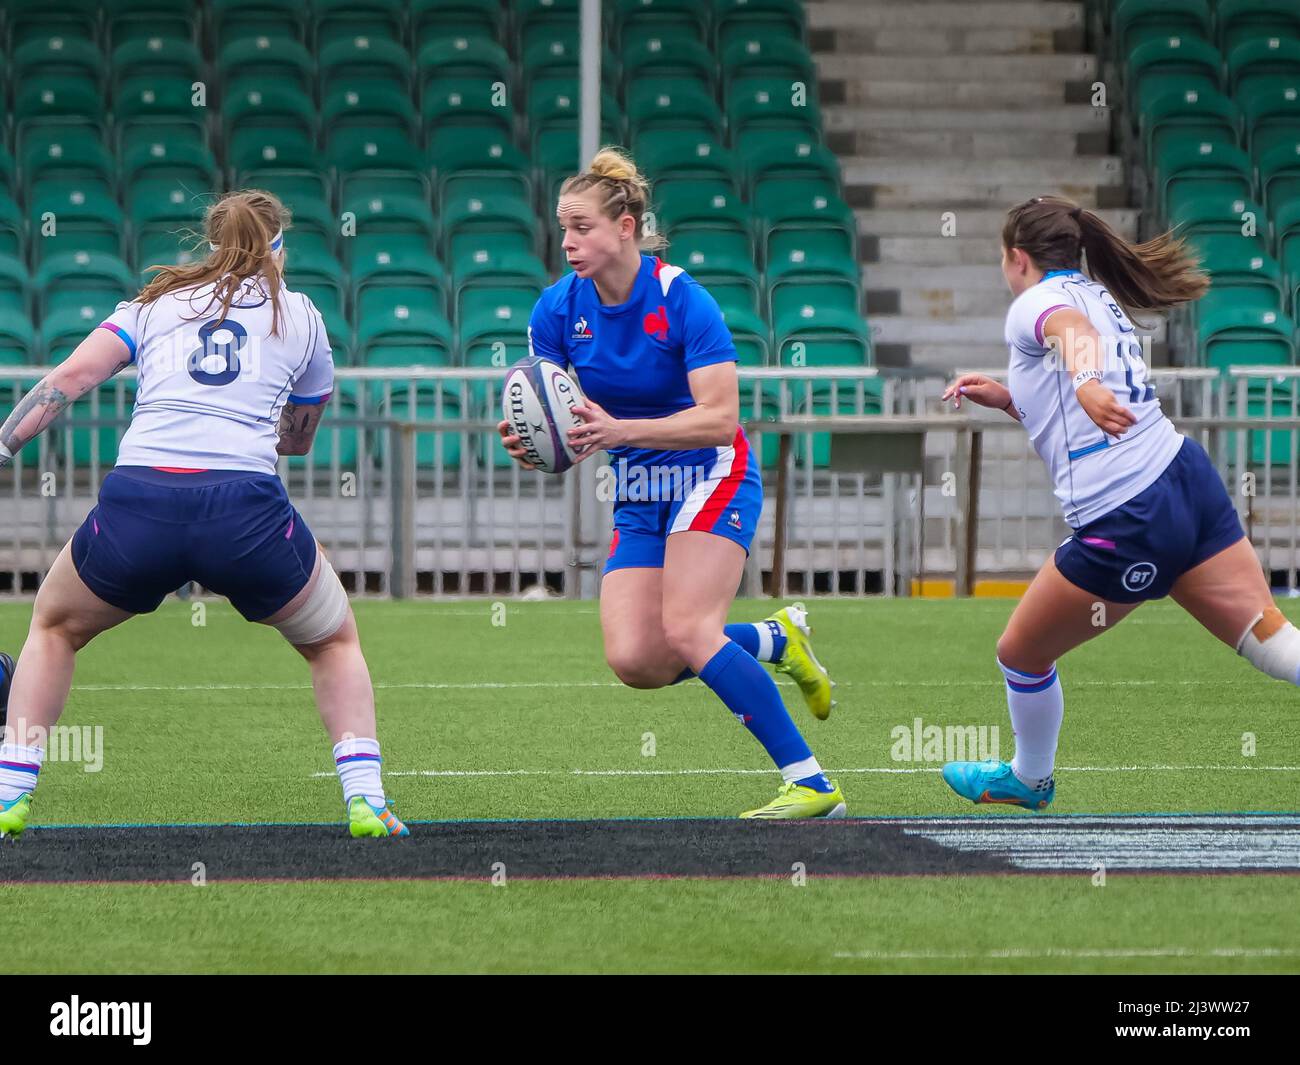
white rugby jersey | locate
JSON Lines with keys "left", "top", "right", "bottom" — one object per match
{"left": 1004, "top": 268, "right": 1183, "bottom": 527}
{"left": 98, "top": 275, "right": 333, "bottom": 475}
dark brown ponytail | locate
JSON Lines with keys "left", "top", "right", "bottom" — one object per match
{"left": 1003, "top": 195, "right": 1209, "bottom": 319}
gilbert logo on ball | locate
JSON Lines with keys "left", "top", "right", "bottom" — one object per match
{"left": 502, "top": 356, "right": 587, "bottom": 474}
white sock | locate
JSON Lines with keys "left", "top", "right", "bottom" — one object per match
{"left": 0, "top": 743, "right": 44, "bottom": 802}
{"left": 747, "top": 621, "right": 785, "bottom": 663}
{"left": 333, "top": 737, "right": 385, "bottom": 808}
{"left": 998, "top": 658, "right": 1063, "bottom": 788}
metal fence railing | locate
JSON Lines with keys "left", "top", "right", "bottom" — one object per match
{"left": 2, "top": 365, "right": 1299, "bottom": 597}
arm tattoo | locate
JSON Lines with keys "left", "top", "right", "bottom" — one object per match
{"left": 0, "top": 376, "right": 73, "bottom": 456}
{"left": 276, "top": 400, "right": 325, "bottom": 456}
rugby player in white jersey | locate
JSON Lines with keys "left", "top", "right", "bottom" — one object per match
{"left": 0, "top": 190, "right": 407, "bottom": 838}
{"left": 941, "top": 195, "right": 1291, "bottom": 810}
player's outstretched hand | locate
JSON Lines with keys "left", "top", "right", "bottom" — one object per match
{"left": 942, "top": 374, "right": 1013, "bottom": 412}
{"left": 567, "top": 398, "right": 624, "bottom": 460}
{"left": 497, "top": 419, "right": 537, "bottom": 470}
{"left": 1076, "top": 380, "right": 1138, "bottom": 437}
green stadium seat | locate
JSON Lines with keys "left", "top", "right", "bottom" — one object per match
{"left": 411, "top": 0, "right": 503, "bottom": 49}
{"left": 110, "top": 37, "right": 203, "bottom": 93}
{"left": 13, "top": 36, "right": 105, "bottom": 85}
{"left": 14, "top": 78, "right": 103, "bottom": 143}
{"left": 517, "top": 0, "right": 581, "bottom": 38}
{"left": 0, "top": 148, "right": 15, "bottom": 194}
{"left": 328, "top": 130, "right": 431, "bottom": 203}
{"left": 20, "top": 129, "right": 115, "bottom": 198}
{"left": 453, "top": 249, "right": 547, "bottom": 323}
{"left": 113, "top": 76, "right": 210, "bottom": 153}
{"left": 1114, "top": 0, "right": 1212, "bottom": 60}
{"left": 1260, "top": 140, "right": 1300, "bottom": 212}
{"left": 417, "top": 36, "right": 512, "bottom": 85}
{"left": 0, "top": 312, "right": 37, "bottom": 364}
{"left": 0, "top": 256, "right": 32, "bottom": 324}
{"left": 424, "top": 77, "right": 515, "bottom": 137}
{"left": 627, "top": 80, "right": 725, "bottom": 140}
{"left": 521, "top": 31, "right": 621, "bottom": 90}
{"left": 665, "top": 246, "right": 761, "bottom": 313}
{"left": 431, "top": 129, "right": 532, "bottom": 205}
{"left": 1190, "top": 234, "right": 1285, "bottom": 295}
{"left": 210, "top": 0, "right": 306, "bottom": 48}
{"left": 284, "top": 256, "right": 347, "bottom": 331}
{"left": 1229, "top": 37, "right": 1300, "bottom": 100}
{"left": 1141, "top": 89, "right": 1242, "bottom": 163}
{"left": 753, "top": 177, "right": 854, "bottom": 251}
{"left": 0, "top": 193, "right": 24, "bottom": 260}
{"left": 1199, "top": 301, "right": 1296, "bottom": 367}
{"left": 442, "top": 194, "right": 538, "bottom": 262}
{"left": 373, "top": 386, "right": 465, "bottom": 471}
{"left": 8, "top": 2, "right": 99, "bottom": 50}
{"left": 320, "top": 35, "right": 413, "bottom": 93}
{"left": 127, "top": 177, "right": 209, "bottom": 257}
{"left": 622, "top": 36, "right": 717, "bottom": 92}
{"left": 728, "top": 76, "right": 823, "bottom": 146}
{"left": 222, "top": 81, "right": 317, "bottom": 141}
{"left": 716, "top": 303, "right": 769, "bottom": 366}
{"left": 342, "top": 193, "right": 437, "bottom": 246}
{"left": 120, "top": 139, "right": 218, "bottom": 190}
{"left": 741, "top": 138, "right": 840, "bottom": 197}
{"left": 313, "top": 0, "right": 404, "bottom": 49}
{"left": 1241, "top": 83, "right": 1300, "bottom": 161}
{"left": 1169, "top": 193, "right": 1266, "bottom": 243}
{"left": 722, "top": 35, "right": 816, "bottom": 87}
{"left": 657, "top": 185, "right": 755, "bottom": 257}
{"left": 1126, "top": 36, "right": 1224, "bottom": 115}
{"left": 103, "top": 0, "right": 196, "bottom": 47}
{"left": 458, "top": 288, "right": 537, "bottom": 367}
{"left": 767, "top": 230, "right": 857, "bottom": 281}
{"left": 217, "top": 35, "right": 314, "bottom": 93}
{"left": 357, "top": 288, "right": 454, "bottom": 365}
{"left": 228, "top": 127, "right": 324, "bottom": 194}
{"left": 636, "top": 131, "right": 740, "bottom": 191}
{"left": 135, "top": 231, "right": 205, "bottom": 279}
{"left": 612, "top": 0, "right": 709, "bottom": 48}
{"left": 713, "top": 0, "right": 806, "bottom": 52}
{"left": 284, "top": 232, "right": 342, "bottom": 275}
{"left": 29, "top": 186, "right": 124, "bottom": 266}
{"left": 349, "top": 236, "right": 445, "bottom": 306}
{"left": 40, "top": 301, "right": 129, "bottom": 362}
{"left": 321, "top": 82, "right": 418, "bottom": 139}
{"left": 1217, "top": 0, "right": 1300, "bottom": 55}
{"left": 1157, "top": 139, "right": 1255, "bottom": 217}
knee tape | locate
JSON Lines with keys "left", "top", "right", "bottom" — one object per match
{"left": 273, "top": 552, "right": 349, "bottom": 646}
{"left": 1236, "top": 605, "right": 1300, "bottom": 685}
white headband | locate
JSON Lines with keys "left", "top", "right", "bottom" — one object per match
{"left": 210, "top": 230, "right": 284, "bottom": 254}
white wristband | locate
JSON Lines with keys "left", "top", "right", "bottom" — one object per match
{"left": 1073, "top": 369, "right": 1104, "bottom": 391}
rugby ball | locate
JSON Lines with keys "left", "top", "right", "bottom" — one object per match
{"left": 501, "top": 356, "right": 587, "bottom": 474}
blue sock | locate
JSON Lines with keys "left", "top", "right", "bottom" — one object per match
{"left": 698, "top": 641, "right": 831, "bottom": 791}
{"left": 671, "top": 622, "right": 787, "bottom": 684}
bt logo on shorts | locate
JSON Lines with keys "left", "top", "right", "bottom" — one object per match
{"left": 572, "top": 316, "right": 593, "bottom": 341}
{"left": 1123, "top": 561, "right": 1158, "bottom": 593}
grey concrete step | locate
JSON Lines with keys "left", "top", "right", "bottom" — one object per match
{"left": 835, "top": 80, "right": 1069, "bottom": 107}
{"left": 842, "top": 129, "right": 1099, "bottom": 158}
{"left": 874, "top": 236, "right": 1006, "bottom": 266}
{"left": 855, "top": 207, "right": 1140, "bottom": 239}
{"left": 866, "top": 263, "right": 1014, "bottom": 291}
{"left": 823, "top": 105, "right": 1112, "bottom": 134}
{"left": 807, "top": 1, "right": 1084, "bottom": 33}
{"left": 817, "top": 53, "right": 1097, "bottom": 83}
{"left": 841, "top": 156, "right": 1122, "bottom": 188}
{"left": 817, "top": 27, "right": 1079, "bottom": 57}
{"left": 901, "top": 344, "right": 1013, "bottom": 372}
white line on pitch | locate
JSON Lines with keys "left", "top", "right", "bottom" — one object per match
{"left": 832, "top": 947, "right": 1298, "bottom": 961}
{"left": 307, "top": 764, "right": 1300, "bottom": 780}
{"left": 72, "top": 678, "right": 1258, "bottom": 692}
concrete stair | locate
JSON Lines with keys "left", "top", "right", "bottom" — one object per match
{"left": 809, "top": 0, "right": 1140, "bottom": 375}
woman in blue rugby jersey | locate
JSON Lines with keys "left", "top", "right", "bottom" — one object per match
{"left": 499, "top": 148, "right": 842, "bottom": 818}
